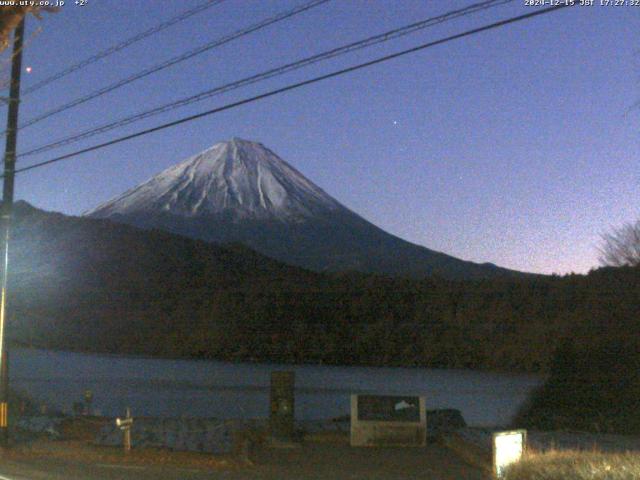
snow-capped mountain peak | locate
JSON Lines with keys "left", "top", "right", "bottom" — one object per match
{"left": 85, "top": 138, "right": 341, "bottom": 221}
{"left": 85, "top": 138, "right": 525, "bottom": 279}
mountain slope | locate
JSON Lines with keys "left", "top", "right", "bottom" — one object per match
{"left": 86, "top": 138, "right": 526, "bottom": 279}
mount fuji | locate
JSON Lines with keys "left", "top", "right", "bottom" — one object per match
{"left": 85, "top": 138, "right": 523, "bottom": 279}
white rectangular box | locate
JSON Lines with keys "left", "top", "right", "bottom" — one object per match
{"left": 493, "top": 429, "right": 527, "bottom": 478}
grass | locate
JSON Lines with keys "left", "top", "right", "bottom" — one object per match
{"left": 4, "top": 439, "right": 238, "bottom": 470}
{"left": 503, "top": 449, "right": 640, "bottom": 480}
{"left": 8, "top": 416, "right": 245, "bottom": 470}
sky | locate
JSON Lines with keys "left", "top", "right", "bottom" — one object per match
{"left": 1, "top": 0, "right": 637, "bottom": 275}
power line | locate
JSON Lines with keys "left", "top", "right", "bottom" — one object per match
{"left": 10, "top": 0, "right": 331, "bottom": 133}
{"left": 11, "top": 3, "right": 574, "bottom": 177}
{"left": 20, "top": 0, "right": 514, "bottom": 159}
{"left": 20, "top": 0, "right": 226, "bottom": 96}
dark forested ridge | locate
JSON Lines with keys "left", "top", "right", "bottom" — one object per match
{"left": 6, "top": 202, "right": 640, "bottom": 374}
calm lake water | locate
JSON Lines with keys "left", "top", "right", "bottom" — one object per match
{"left": 9, "top": 347, "right": 543, "bottom": 427}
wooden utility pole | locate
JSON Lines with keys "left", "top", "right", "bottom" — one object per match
{"left": 0, "top": 17, "right": 25, "bottom": 448}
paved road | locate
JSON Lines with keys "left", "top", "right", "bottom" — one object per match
{"left": 0, "top": 443, "right": 489, "bottom": 480}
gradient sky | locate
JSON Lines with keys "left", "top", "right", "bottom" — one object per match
{"left": 2, "top": 0, "right": 637, "bottom": 274}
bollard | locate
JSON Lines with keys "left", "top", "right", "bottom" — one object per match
{"left": 84, "top": 390, "right": 93, "bottom": 416}
{"left": 270, "top": 371, "right": 295, "bottom": 442}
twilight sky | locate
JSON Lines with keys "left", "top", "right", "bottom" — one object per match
{"left": 3, "top": 0, "right": 638, "bottom": 275}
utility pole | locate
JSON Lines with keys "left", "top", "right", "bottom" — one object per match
{"left": 0, "top": 17, "right": 26, "bottom": 448}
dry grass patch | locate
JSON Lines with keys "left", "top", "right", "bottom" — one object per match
{"left": 504, "top": 449, "right": 640, "bottom": 480}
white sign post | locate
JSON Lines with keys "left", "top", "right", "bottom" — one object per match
{"left": 116, "top": 407, "right": 134, "bottom": 453}
{"left": 493, "top": 429, "right": 526, "bottom": 478}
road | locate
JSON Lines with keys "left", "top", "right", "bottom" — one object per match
{"left": 0, "top": 443, "right": 489, "bottom": 480}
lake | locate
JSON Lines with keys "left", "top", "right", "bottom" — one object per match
{"left": 9, "top": 347, "right": 542, "bottom": 427}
